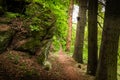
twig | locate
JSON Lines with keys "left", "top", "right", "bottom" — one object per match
{"left": 98, "top": 14, "right": 104, "bottom": 20}
{"left": 97, "top": 21, "right": 103, "bottom": 29}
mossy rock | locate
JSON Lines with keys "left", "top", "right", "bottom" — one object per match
{"left": 14, "top": 2, "right": 56, "bottom": 56}
{"left": 0, "top": 25, "right": 14, "bottom": 53}
{"left": 0, "top": 1, "right": 56, "bottom": 66}
{"left": 15, "top": 38, "right": 41, "bottom": 54}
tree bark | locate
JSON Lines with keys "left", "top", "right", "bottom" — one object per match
{"left": 95, "top": 0, "right": 120, "bottom": 80}
{"left": 72, "top": 0, "right": 87, "bottom": 63}
{"left": 66, "top": 0, "right": 74, "bottom": 52}
{"left": 87, "top": 0, "right": 98, "bottom": 76}
{"left": 0, "top": 0, "right": 6, "bottom": 15}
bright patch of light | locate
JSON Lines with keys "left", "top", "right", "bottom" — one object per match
{"left": 72, "top": 5, "right": 79, "bottom": 23}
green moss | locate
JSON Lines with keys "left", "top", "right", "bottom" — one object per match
{"left": 36, "top": 54, "right": 45, "bottom": 65}
{"left": 29, "top": 25, "right": 40, "bottom": 31}
{"left": 0, "top": 31, "right": 13, "bottom": 53}
{"left": 0, "top": 0, "right": 56, "bottom": 65}
{"left": 25, "top": 2, "right": 43, "bottom": 17}
{"left": 25, "top": 2, "right": 55, "bottom": 32}
{"left": 17, "top": 38, "right": 41, "bottom": 54}
{"left": 4, "top": 12, "right": 21, "bottom": 18}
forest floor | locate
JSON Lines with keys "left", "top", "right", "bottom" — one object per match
{"left": 0, "top": 16, "right": 94, "bottom": 80}
{"left": 0, "top": 49, "right": 95, "bottom": 80}
{"left": 48, "top": 49, "right": 95, "bottom": 80}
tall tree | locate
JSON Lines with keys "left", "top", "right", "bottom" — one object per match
{"left": 72, "top": 0, "right": 87, "bottom": 63}
{"left": 0, "top": 0, "right": 4, "bottom": 15}
{"left": 87, "top": 0, "right": 98, "bottom": 76}
{"left": 95, "top": 0, "right": 120, "bottom": 80}
{"left": 66, "top": 0, "right": 74, "bottom": 52}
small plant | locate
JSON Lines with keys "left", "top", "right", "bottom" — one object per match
{"left": 24, "top": 68, "right": 39, "bottom": 77}
{"left": 29, "top": 25, "right": 40, "bottom": 31}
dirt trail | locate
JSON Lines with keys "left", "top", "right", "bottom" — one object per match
{"left": 54, "top": 49, "right": 82, "bottom": 80}
{"left": 48, "top": 48, "right": 95, "bottom": 80}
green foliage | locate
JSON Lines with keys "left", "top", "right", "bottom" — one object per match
{"left": 25, "top": 3, "right": 44, "bottom": 17}
{"left": 118, "top": 65, "right": 120, "bottom": 80}
{"left": 35, "top": 0, "right": 69, "bottom": 51}
{"left": 25, "top": 2, "right": 55, "bottom": 33}
{"left": 20, "top": 0, "right": 69, "bottom": 51}
{"left": 29, "top": 25, "right": 40, "bottom": 31}
{"left": 5, "top": 12, "right": 21, "bottom": 18}
{"left": 52, "top": 36, "right": 61, "bottom": 51}
{"left": 68, "top": 4, "right": 105, "bottom": 63}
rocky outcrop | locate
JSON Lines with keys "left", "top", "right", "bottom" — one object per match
{"left": 0, "top": 1, "right": 56, "bottom": 64}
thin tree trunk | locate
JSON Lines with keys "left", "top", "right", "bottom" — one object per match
{"left": 66, "top": 0, "right": 74, "bottom": 52}
{"left": 95, "top": 0, "right": 120, "bottom": 80}
{"left": 72, "top": 0, "right": 87, "bottom": 63}
{"left": 87, "top": 0, "right": 98, "bottom": 76}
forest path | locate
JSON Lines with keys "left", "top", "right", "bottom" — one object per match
{"left": 57, "top": 49, "right": 82, "bottom": 80}
{"left": 49, "top": 49, "right": 94, "bottom": 80}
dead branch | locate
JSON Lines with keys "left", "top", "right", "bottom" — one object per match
{"left": 98, "top": 14, "right": 104, "bottom": 20}
{"left": 97, "top": 21, "right": 103, "bottom": 29}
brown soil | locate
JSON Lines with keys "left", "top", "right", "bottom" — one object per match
{"left": 0, "top": 50, "right": 94, "bottom": 80}
{"left": 48, "top": 49, "right": 95, "bottom": 80}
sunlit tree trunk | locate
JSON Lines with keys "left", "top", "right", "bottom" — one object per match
{"left": 66, "top": 0, "right": 74, "bottom": 52}
{"left": 95, "top": 0, "right": 120, "bottom": 80}
{"left": 72, "top": 0, "right": 87, "bottom": 63}
{"left": 87, "top": 0, "right": 98, "bottom": 76}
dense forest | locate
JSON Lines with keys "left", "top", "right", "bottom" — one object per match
{"left": 0, "top": 0, "right": 120, "bottom": 80}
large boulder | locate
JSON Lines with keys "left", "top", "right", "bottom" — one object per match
{"left": 0, "top": 2, "right": 56, "bottom": 64}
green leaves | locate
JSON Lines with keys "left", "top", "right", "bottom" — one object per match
{"left": 25, "top": 0, "right": 69, "bottom": 51}
{"left": 5, "top": 12, "right": 21, "bottom": 18}
{"left": 36, "top": 0, "right": 69, "bottom": 51}
{"left": 29, "top": 25, "right": 40, "bottom": 31}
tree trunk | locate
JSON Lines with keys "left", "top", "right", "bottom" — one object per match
{"left": 87, "top": 0, "right": 98, "bottom": 76}
{"left": 66, "top": 0, "right": 74, "bottom": 52}
{"left": 72, "top": 0, "right": 87, "bottom": 63}
{"left": 95, "top": 0, "right": 120, "bottom": 80}
{"left": 0, "top": 0, "right": 5, "bottom": 15}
